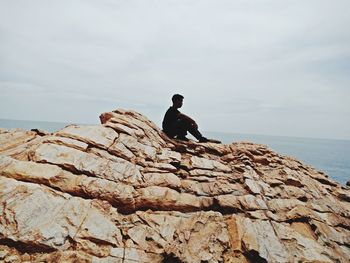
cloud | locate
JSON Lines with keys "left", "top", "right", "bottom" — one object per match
{"left": 0, "top": 0, "right": 349, "bottom": 139}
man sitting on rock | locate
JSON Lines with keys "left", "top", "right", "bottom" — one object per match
{"left": 162, "top": 94, "right": 217, "bottom": 143}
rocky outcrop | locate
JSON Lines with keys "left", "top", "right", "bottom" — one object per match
{"left": 0, "top": 109, "right": 349, "bottom": 263}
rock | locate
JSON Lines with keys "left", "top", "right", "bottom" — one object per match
{"left": 56, "top": 124, "right": 119, "bottom": 149}
{"left": 43, "top": 135, "right": 89, "bottom": 151}
{"left": 32, "top": 143, "right": 143, "bottom": 185}
{"left": 186, "top": 155, "right": 231, "bottom": 172}
{"left": 216, "top": 194, "right": 268, "bottom": 211}
{"left": 0, "top": 129, "right": 37, "bottom": 152}
{"left": 0, "top": 108, "right": 349, "bottom": 262}
{"left": 244, "top": 178, "right": 262, "bottom": 194}
{"left": 115, "top": 133, "right": 157, "bottom": 160}
{"left": 0, "top": 250, "right": 8, "bottom": 259}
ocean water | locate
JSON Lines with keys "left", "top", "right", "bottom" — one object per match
{"left": 206, "top": 131, "right": 350, "bottom": 186}
{"left": 0, "top": 119, "right": 73, "bottom": 132}
{"left": 0, "top": 119, "right": 349, "bottom": 185}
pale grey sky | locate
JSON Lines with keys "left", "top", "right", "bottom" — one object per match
{"left": 1, "top": 0, "right": 349, "bottom": 139}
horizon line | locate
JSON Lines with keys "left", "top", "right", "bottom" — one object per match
{"left": 1, "top": 117, "right": 350, "bottom": 142}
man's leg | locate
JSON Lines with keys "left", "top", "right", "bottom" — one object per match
{"left": 187, "top": 125, "right": 203, "bottom": 140}
{"left": 178, "top": 119, "right": 208, "bottom": 142}
{"left": 171, "top": 120, "right": 188, "bottom": 140}
{"left": 188, "top": 126, "right": 209, "bottom": 142}
{"left": 170, "top": 119, "right": 220, "bottom": 143}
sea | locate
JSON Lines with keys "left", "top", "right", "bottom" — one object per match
{"left": 0, "top": 119, "right": 349, "bottom": 186}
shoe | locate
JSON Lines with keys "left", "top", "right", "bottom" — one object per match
{"left": 199, "top": 137, "right": 222, "bottom": 144}
{"left": 198, "top": 137, "right": 209, "bottom": 143}
{"left": 208, "top": 138, "right": 222, "bottom": 144}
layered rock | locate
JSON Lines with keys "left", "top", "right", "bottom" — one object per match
{"left": 0, "top": 109, "right": 349, "bottom": 263}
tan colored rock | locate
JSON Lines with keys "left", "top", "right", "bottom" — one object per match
{"left": 181, "top": 180, "right": 245, "bottom": 196}
{"left": 140, "top": 161, "right": 177, "bottom": 172}
{"left": 164, "top": 211, "right": 230, "bottom": 263}
{"left": 0, "top": 129, "right": 44, "bottom": 160}
{"left": 108, "top": 141, "right": 135, "bottom": 160}
{"left": 290, "top": 221, "right": 317, "bottom": 240}
{"left": 217, "top": 194, "right": 268, "bottom": 211}
{"left": 116, "top": 133, "right": 157, "bottom": 160}
{"left": 134, "top": 186, "right": 211, "bottom": 212}
{"left": 142, "top": 172, "right": 181, "bottom": 188}
{"left": 267, "top": 198, "right": 305, "bottom": 212}
{"left": 43, "top": 135, "right": 89, "bottom": 151}
{"left": 0, "top": 108, "right": 349, "bottom": 262}
{"left": 336, "top": 188, "right": 350, "bottom": 202}
{"left": 0, "top": 129, "right": 37, "bottom": 152}
{"left": 157, "top": 148, "right": 181, "bottom": 163}
{"left": 188, "top": 155, "right": 231, "bottom": 172}
{"left": 112, "top": 248, "right": 162, "bottom": 262}
{"left": 244, "top": 178, "right": 262, "bottom": 194}
{"left": 0, "top": 177, "right": 122, "bottom": 251}
{"left": 275, "top": 184, "right": 307, "bottom": 199}
{"left": 56, "top": 124, "right": 118, "bottom": 149}
{"left": 227, "top": 215, "right": 289, "bottom": 262}
{"left": 0, "top": 155, "right": 135, "bottom": 211}
{"left": 105, "top": 122, "right": 145, "bottom": 138}
{"left": 32, "top": 143, "right": 143, "bottom": 184}
{"left": 189, "top": 168, "right": 234, "bottom": 178}
{"left": 312, "top": 220, "right": 350, "bottom": 245}
{"left": 272, "top": 222, "right": 334, "bottom": 262}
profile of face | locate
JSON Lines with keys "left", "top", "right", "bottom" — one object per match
{"left": 174, "top": 98, "right": 183, "bottom": 108}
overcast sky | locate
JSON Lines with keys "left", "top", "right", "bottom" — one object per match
{"left": 1, "top": 0, "right": 349, "bottom": 140}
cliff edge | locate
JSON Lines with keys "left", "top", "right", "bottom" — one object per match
{"left": 0, "top": 109, "right": 349, "bottom": 262}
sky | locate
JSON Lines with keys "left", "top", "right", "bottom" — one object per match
{"left": 0, "top": 0, "right": 349, "bottom": 140}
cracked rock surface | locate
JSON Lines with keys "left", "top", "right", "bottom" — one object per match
{"left": 0, "top": 109, "right": 349, "bottom": 263}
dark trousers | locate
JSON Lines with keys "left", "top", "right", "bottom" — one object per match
{"left": 164, "top": 119, "right": 203, "bottom": 140}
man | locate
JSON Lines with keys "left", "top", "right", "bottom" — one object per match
{"left": 162, "top": 94, "right": 210, "bottom": 142}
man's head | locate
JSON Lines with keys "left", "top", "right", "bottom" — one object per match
{"left": 172, "top": 94, "right": 184, "bottom": 108}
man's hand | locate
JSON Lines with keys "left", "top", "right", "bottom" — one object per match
{"left": 191, "top": 121, "right": 198, "bottom": 129}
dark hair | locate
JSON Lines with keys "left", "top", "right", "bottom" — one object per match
{"left": 172, "top": 94, "right": 184, "bottom": 103}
